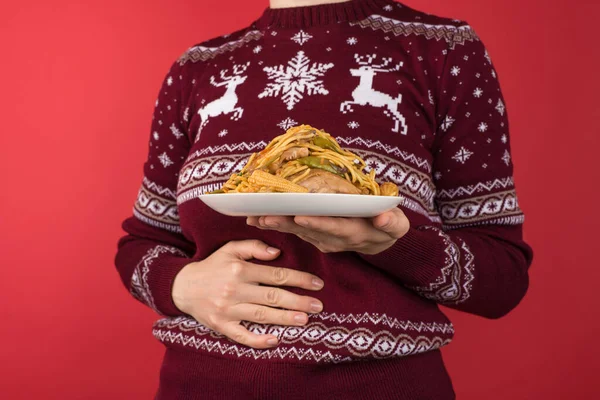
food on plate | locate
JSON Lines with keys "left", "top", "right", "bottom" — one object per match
{"left": 214, "top": 125, "right": 399, "bottom": 196}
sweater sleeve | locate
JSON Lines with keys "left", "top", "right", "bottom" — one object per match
{"left": 361, "top": 27, "right": 533, "bottom": 319}
{"left": 115, "top": 54, "right": 196, "bottom": 317}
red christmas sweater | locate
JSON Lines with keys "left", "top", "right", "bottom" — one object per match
{"left": 115, "top": 0, "right": 532, "bottom": 392}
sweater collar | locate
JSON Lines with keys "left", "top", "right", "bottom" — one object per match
{"left": 255, "top": 0, "right": 394, "bottom": 29}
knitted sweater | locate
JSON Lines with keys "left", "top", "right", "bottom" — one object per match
{"left": 115, "top": 0, "right": 532, "bottom": 397}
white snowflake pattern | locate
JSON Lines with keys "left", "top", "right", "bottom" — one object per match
{"left": 440, "top": 115, "right": 455, "bottom": 131}
{"left": 478, "top": 122, "right": 488, "bottom": 132}
{"left": 383, "top": 4, "right": 393, "bottom": 11}
{"left": 491, "top": 69, "right": 497, "bottom": 78}
{"left": 326, "top": 47, "right": 332, "bottom": 52}
{"left": 347, "top": 37, "right": 358, "bottom": 45}
{"left": 450, "top": 66, "right": 460, "bottom": 76}
{"left": 495, "top": 98, "right": 505, "bottom": 116}
{"left": 183, "top": 107, "right": 190, "bottom": 122}
{"left": 253, "top": 45, "right": 262, "bottom": 54}
{"left": 218, "top": 129, "right": 228, "bottom": 138}
{"left": 434, "top": 171, "right": 442, "bottom": 180}
{"left": 158, "top": 152, "right": 173, "bottom": 168}
{"left": 291, "top": 30, "right": 313, "bottom": 46}
{"left": 452, "top": 147, "right": 473, "bottom": 164}
{"left": 473, "top": 88, "right": 483, "bottom": 98}
{"left": 258, "top": 51, "right": 334, "bottom": 110}
{"left": 155, "top": 99, "right": 159, "bottom": 107}
{"left": 166, "top": 76, "right": 173, "bottom": 86}
{"left": 153, "top": 131, "right": 159, "bottom": 141}
{"left": 348, "top": 121, "right": 360, "bottom": 129}
{"left": 502, "top": 149, "right": 511, "bottom": 166}
{"left": 277, "top": 117, "right": 298, "bottom": 131}
{"left": 428, "top": 90, "right": 434, "bottom": 105}
{"left": 501, "top": 134, "right": 507, "bottom": 144}
{"left": 170, "top": 123, "right": 184, "bottom": 139}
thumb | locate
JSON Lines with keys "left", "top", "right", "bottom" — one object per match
{"left": 372, "top": 208, "right": 410, "bottom": 239}
{"left": 221, "top": 240, "right": 281, "bottom": 261}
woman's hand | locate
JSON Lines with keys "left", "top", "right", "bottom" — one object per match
{"left": 172, "top": 240, "right": 325, "bottom": 349}
{"left": 247, "top": 208, "right": 410, "bottom": 255}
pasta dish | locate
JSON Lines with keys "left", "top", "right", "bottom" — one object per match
{"left": 214, "top": 125, "right": 399, "bottom": 196}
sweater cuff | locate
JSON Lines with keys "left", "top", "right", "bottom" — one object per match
{"left": 135, "top": 247, "right": 192, "bottom": 317}
{"left": 359, "top": 227, "right": 448, "bottom": 287}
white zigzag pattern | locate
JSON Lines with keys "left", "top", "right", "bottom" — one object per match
{"left": 130, "top": 245, "right": 187, "bottom": 313}
{"left": 178, "top": 31, "right": 264, "bottom": 64}
{"left": 443, "top": 215, "right": 525, "bottom": 231}
{"left": 142, "top": 177, "right": 177, "bottom": 199}
{"left": 313, "top": 312, "right": 454, "bottom": 334}
{"left": 437, "top": 177, "right": 514, "bottom": 199}
{"left": 409, "top": 226, "right": 475, "bottom": 304}
{"left": 156, "top": 313, "right": 454, "bottom": 335}
{"left": 186, "top": 142, "right": 268, "bottom": 161}
{"left": 133, "top": 209, "right": 182, "bottom": 233}
{"left": 364, "top": 15, "right": 476, "bottom": 33}
{"left": 153, "top": 329, "right": 350, "bottom": 363}
{"left": 336, "top": 137, "right": 431, "bottom": 171}
{"left": 177, "top": 184, "right": 225, "bottom": 205}
{"left": 153, "top": 318, "right": 451, "bottom": 362}
{"left": 350, "top": 15, "right": 479, "bottom": 49}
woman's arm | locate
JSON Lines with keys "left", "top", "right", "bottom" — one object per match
{"left": 249, "top": 29, "right": 533, "bottom": 319}
{"left": 115, "top": 55, "right": 196, "bottom": 317}
{"left": 361, "top": 29, "right": 534, "bottom": 318}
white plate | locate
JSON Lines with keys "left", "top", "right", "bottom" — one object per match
{"left": 199, "top": 193, "right": 403, "bottom": 217}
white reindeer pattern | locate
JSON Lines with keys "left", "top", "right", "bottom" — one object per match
{"left": 340, "top": 54, "right": 407, "bottom": 135}
{"left": 197, "top": 62, "right": 250, "bottom": 139}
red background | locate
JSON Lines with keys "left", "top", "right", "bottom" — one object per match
{"left": 1, "top": 0, "right": 598, "bottom": 398}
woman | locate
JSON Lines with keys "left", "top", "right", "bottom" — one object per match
{"left": 115, "top": 0, "right": 533, "bottom": 398}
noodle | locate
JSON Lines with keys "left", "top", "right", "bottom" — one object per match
{"left": 212, "top": 125, "right": 397, "bottom": 196}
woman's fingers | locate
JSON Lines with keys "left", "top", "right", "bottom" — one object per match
{"left": 219, "top": 320, "right": 279, "bottom": 349}
{"left": 246, "top": 262, "right": 325, "bottom": 291}
{"left": 372, "top": 208, "right": 410, "bottom": 239}
{"left": 237, "top": 284, "right": 323, "bottom": 314}
{"left": 294, "top": 216, "right": 356, "bottom": 236}
{"left": 228, "top": 303, "right": 310, "bottom": 327}
{"left": 260, "top": 216, "right": 300, "bottom": 233}
{"left": 221, "top": 239, "right": 281, "bottom": 261}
